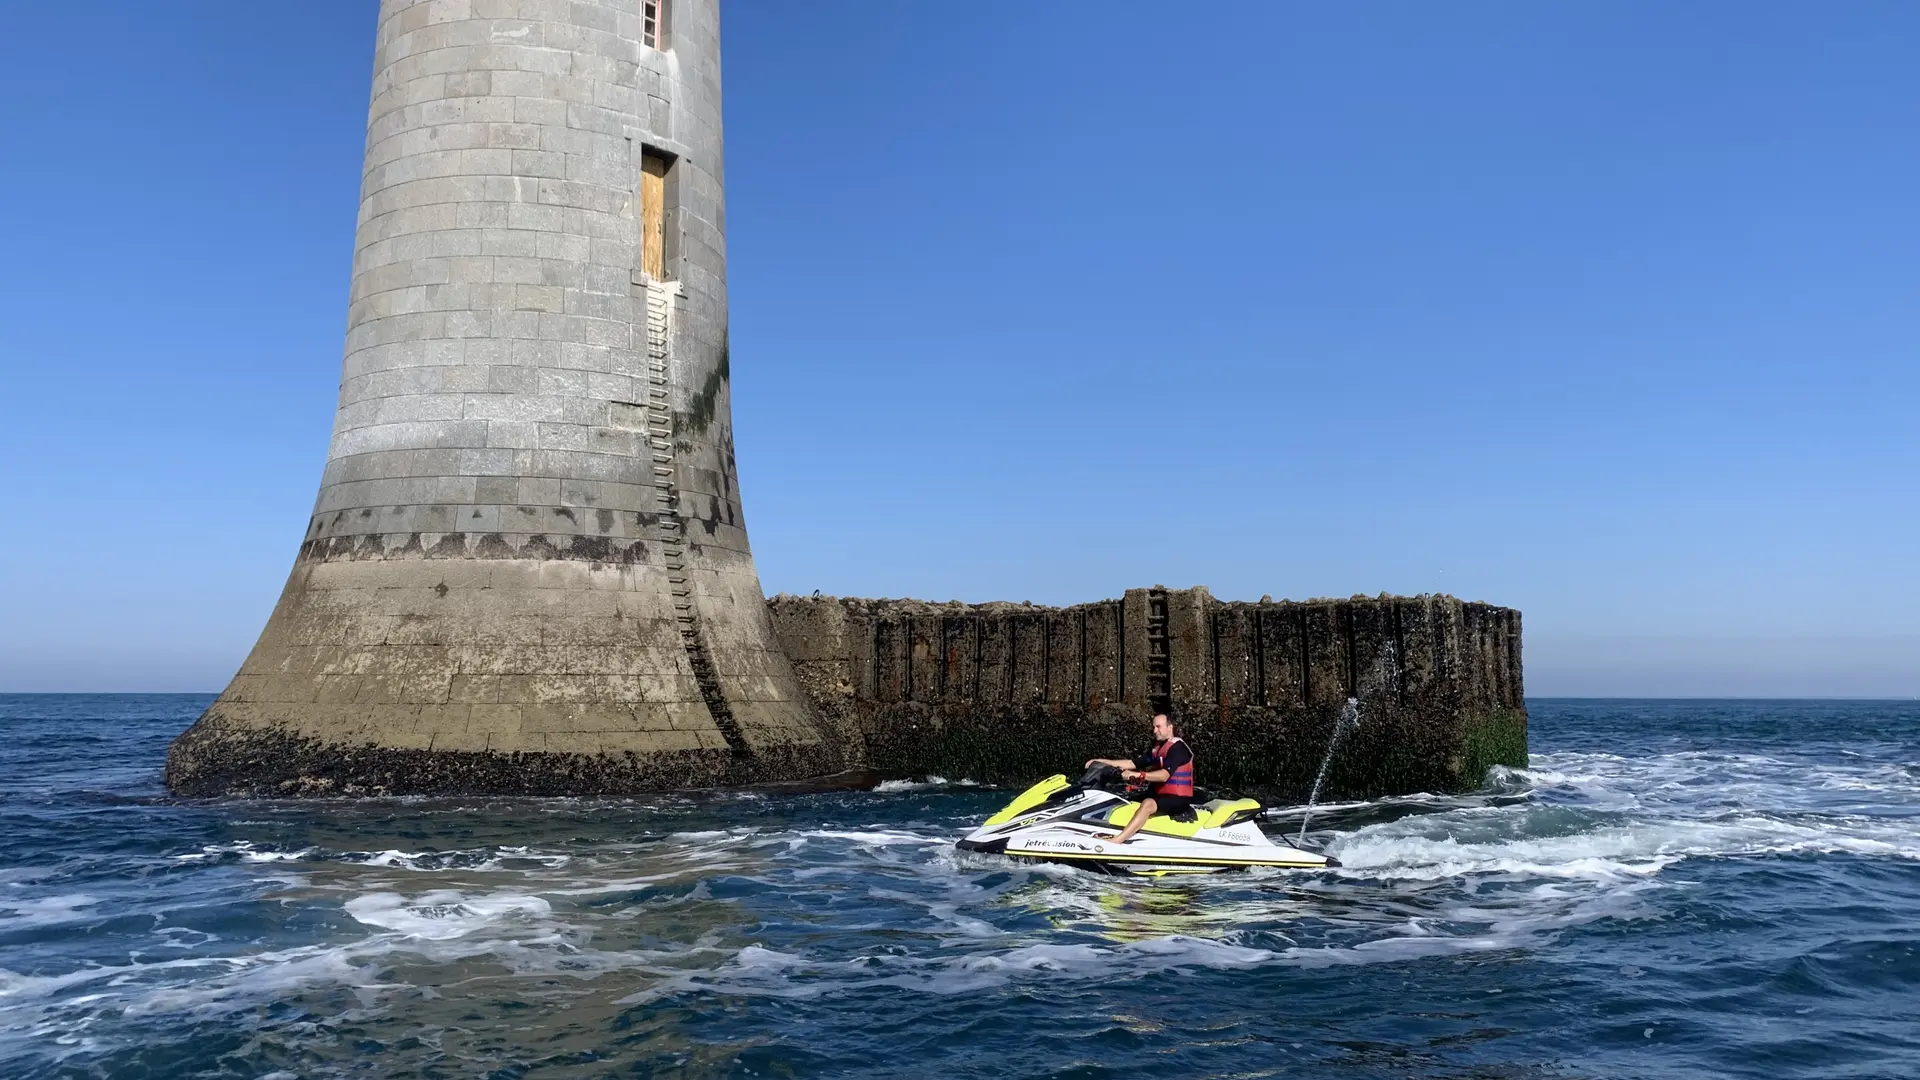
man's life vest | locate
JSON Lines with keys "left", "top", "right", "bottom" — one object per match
{"left": 1148, "top": 737, "right": 1194, "bottom": 798}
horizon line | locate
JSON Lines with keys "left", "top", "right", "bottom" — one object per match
{"left": 0, "top": 692, "right": 1914, "bottom": 703}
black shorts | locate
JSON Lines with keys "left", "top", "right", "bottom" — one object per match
{"left": 1142, "top": 792, "right": 1192, "bottom": 817}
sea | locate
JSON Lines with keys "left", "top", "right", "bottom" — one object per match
{"left": 2, "top": 696, "right": 1917, "bottom": 1079}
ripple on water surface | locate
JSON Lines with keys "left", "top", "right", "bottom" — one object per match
{"left": 2, "top": 696, "right": 1918, "bottom": 1078}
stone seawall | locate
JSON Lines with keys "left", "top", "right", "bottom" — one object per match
{"left": 769, "top": 587, "right": 1526, "bottom": 802}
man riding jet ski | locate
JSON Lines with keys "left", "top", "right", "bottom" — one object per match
{"left": 955, "top": 714, "right": 1336, "bottom": 875}
{"left": 1086, "top": 711, "right": 1195, "bottom": 844}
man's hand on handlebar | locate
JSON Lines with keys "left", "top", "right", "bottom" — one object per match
{"left": 1081, "top": 760, "right": 1154, "bottom": 785}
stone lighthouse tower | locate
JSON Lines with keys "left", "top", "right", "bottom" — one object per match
{"left": 167, "top": 0, "right": 843, "bottom": 795}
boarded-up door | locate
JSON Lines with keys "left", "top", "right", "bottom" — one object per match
{"left": 640, "top": 152, "right": 668, "bottom": 280}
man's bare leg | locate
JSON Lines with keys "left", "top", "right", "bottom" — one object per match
{"left": 1097, "top": 798, "right": 1158, "bottom": 844}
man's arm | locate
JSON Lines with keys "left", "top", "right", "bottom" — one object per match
{"left": 1124, "top": 753, "right": 1167, "bottom": 783}
{"left": 1130, "top": 743, "right": 1189, "bottom": 783}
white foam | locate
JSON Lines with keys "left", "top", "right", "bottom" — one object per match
{"left": 1331, "top": 826, "right": 1679, "bottom": 882}
{"left": 169, "top": 842, "right": 585, "bottom": 874}
{"left": 343, "top": 890, "right": 552, "bottom": 940}
{"left": 174, "top": 841, "right": 313, "bottom": 863}
{"left": 798, "top": 829, "right": 949, "bottom": 847}
{"left": 119, "top": 946, "right": 392, "bottom": 1019}
{"left": 0, "top": 956, "right": 222, "bottom": 1005}
{"left": 0, "top": 889, "right": 729, "bottom": 1059}
{"left": 1520, "top": 747, "right": 1920, "bottom": 813}
{"left": 616, "top": 925, "right": 1529, "bottom": 1006}
{"left": 356, "top": 849, "right": 431, "bottom": 868}
{"left": 872, "top": 776, "right": 980, "bottom": 792}
{"left": 0, "top": 894, "right": 100, "bottom": 931}
{"left": 1329, "top": 801, "right": 1920, "bottom": 885}
{"left": 547, "top": 872, "right": 728, "bottom": 897}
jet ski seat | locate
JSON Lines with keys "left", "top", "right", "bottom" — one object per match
{"left": 1196, "top": 798, "right": 1263, "bottom": 829}
{"left": 1102, "top": 797, "right": 1266, "bottom": 836}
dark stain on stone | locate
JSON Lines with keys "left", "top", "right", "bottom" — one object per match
{"left": 569, "top": 534, "right": 618, "bottom": 564}
{"left": 297, "top": 531, "right": 652, "bottom": 566}
{"left": 678, "top": 331, "right": 729, "bottom": 437}
{"left": 553, "top": 507, "right": 577, "bottom": 523}
{"left": 696, "top": 494, "right": 723, "bottom": 537}
{"left": 596, "top": 508, "right": 615, "bottom": 533}
{"left": 433, "top": 581, "right": 449, "bottom": 598}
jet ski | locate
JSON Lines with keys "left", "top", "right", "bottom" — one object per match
{"left": 956, "top": 765, "right": 1338, "bottom": 875}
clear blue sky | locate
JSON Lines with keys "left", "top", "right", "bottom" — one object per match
{"left": 0, "top": 3, "right": 1913, "bottom": 696}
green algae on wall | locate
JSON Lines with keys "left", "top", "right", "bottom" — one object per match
{"left": 1458, "top": 707, "right": 1530, "bottom": 787}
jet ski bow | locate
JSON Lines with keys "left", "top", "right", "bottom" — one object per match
{"left": 956, "top": 766, "right": 1338, "bottom": 875}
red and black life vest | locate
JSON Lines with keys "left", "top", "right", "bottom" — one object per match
{"left": 1148, "top": 737, "right": 1194, "bottom": 798}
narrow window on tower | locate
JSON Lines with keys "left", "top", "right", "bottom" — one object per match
{"left": 642, "top": 1, "right": 668, "bottom": 50}
{"left": 639, "top": 149, "right": 671, "bottom": 281}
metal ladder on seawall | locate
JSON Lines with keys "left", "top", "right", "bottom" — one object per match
{"left": 644, "top": 283, "right": 750, "bottom": 757}
{"left": 1147, "top": 587, "right": 1172, "bottom": 716}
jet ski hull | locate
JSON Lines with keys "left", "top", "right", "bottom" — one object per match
{"left": 956, "top": 774, "right": 1337, "bottom": 876}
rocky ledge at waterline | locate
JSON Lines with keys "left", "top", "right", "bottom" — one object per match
{"left": 168, "top": 587, "right": 1523, "bottom": 801}
{"left": 771, "top": 587, "right": 1526, "bottom": 803}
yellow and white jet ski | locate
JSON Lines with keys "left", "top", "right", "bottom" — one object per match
{"left": 956, "top": 766, "right": 1337, "bottom": 876}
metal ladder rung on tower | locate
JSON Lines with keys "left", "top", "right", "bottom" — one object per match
{"left": 642, "top": 279, "right": 749, "bottom": 757}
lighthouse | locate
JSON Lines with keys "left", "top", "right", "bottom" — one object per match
{"left": 167, "top": 0, "right": 844, "bottom": 795}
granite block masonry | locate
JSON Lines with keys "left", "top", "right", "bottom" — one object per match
{"left": 769, "top": 588, "right": 1527, "bottom": 803}
{"left": 166, "top": 0, "right": 852, "bottom": 796}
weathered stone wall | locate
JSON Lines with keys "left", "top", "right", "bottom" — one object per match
{"left": 770, "top": 587, "right": 1526, "bottom": 802}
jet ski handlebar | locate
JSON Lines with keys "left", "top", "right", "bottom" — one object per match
{"left": 1078, "top": 762, "right": 1219, "bottom": 804}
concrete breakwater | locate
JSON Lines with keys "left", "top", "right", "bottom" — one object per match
{"left": 773, "top": 587, "right": 1526, "bottom": 802}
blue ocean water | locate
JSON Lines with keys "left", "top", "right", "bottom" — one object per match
{"left": 2, "top": 697, "right": 1917, "bottom": 1079}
